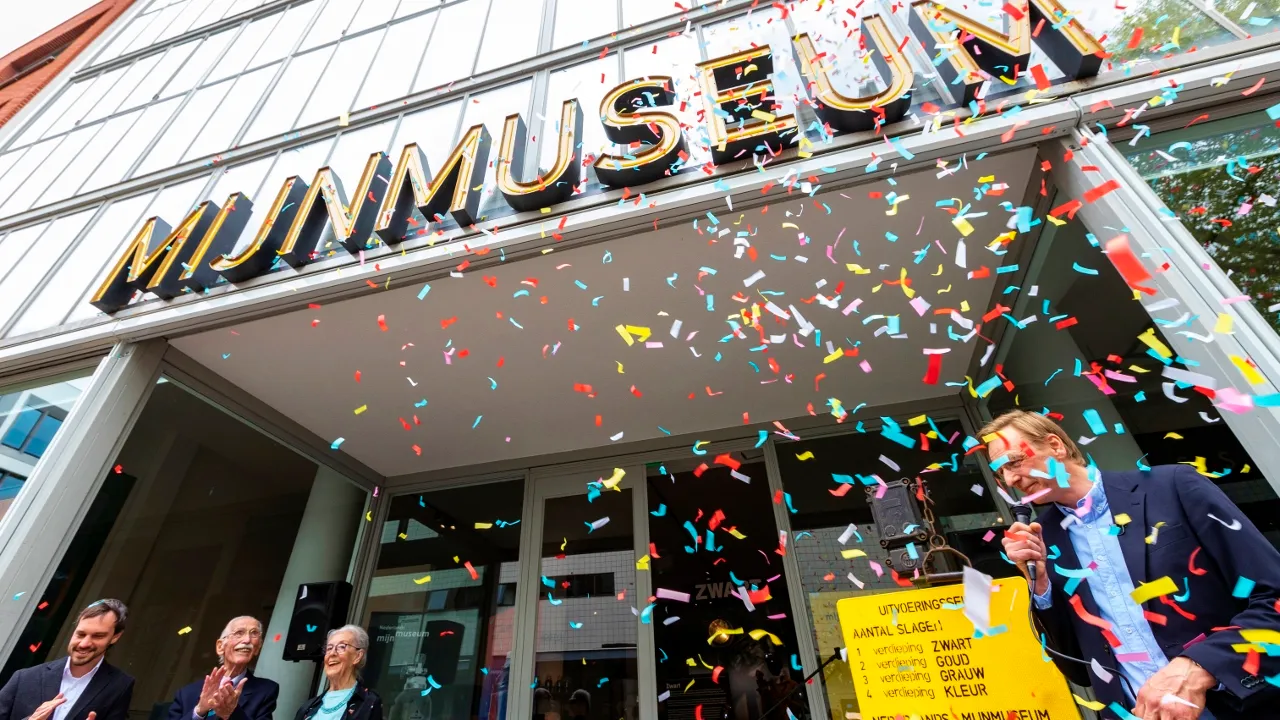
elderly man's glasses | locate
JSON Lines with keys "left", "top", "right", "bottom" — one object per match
{"left": 224, "top": 628, "right": 262, "bottom": 641}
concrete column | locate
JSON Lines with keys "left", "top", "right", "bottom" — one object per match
{"left": 0, "top": 341, "right": 165, "bottom": 661}
{"left": 255, "top": 465, "right": 366, "bottom": 720}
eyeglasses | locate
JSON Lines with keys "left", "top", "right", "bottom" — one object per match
{"left": 224, "top": 629, "right": 263, "bottom": 641}
{"left": 324, "top": 642, "right": 361, "bottom": 655}
{"left": 995, "top": 452, "right": 1029, "bottom": 481}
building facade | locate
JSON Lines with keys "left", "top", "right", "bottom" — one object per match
{"left": 0, "top": 1, "right": 1279, "bottom": 719}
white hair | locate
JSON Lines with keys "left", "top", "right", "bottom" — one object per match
{"left": 326, "top": 624, "right": 369, "bottom": 668}
{"left": 220, "top": 616, "right": 263, "bottom": 639}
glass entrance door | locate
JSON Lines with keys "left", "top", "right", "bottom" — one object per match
{"left": 513, "top": 464, "right": 655, "bottom": 720}
{"left": 645, "top": 453, "right": 810, "bottom": 720}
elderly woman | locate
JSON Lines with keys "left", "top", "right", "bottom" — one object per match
{"left": 293, "top": 625, "right": 381, "bottom": 720}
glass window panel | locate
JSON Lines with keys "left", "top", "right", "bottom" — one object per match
{"left": 79, "top": 101, "right": 179, "bottom": 193}
{"left": 11, "top": 196, "right": 150, "bottom": 335}
{"left": 347, "top": 0, "right": 401, "bottom": 35}
{"left": 1034, "top": 1, "right": 1237, "bottom": 70}
{"left": 296, "top": 32, "right": 382, "bottom": 128}
{"left": 136, "top": 81, "right": 235, "bottom": 177}
{"left": 389, "top": 99, "right": 464, "bottom": 171}
{"left": 0, "top": 209, "right": 96, "bottom": 330}
{"left": 647, "top": 457, "right": 811, "bottom": 720}
{"left": 250, "top": 1, "right": 319, "bottom": 67}
{"left": 206, "top": 14, "right": 282, "bottom": 83}
{"left": 0, "top": 148, "right": 31, "bottom": 196}
{"left": 225, "top": 0, "right": 260, "bottom": 17}
{"left": 535, "top": 489, "right": 638, "bottom": 719}
{"left": 412, "top": 0, "right": 489, "bottom": 92}
{"left": 395, "top": 0, "right": 442, "bottom": 19}
{"left": 182, "top": 63, "right": 280, "bottom": 162}
{"left": 622, "top": 0, "right": 674, "bottom": 27}
{"left": 158, "top": 0, "right": 208, "bottom": 41}
{"left": 83, "top": 57, "right": 160, "bottom": 124}
{"left": 92, "top": 13, "right": 158, "bottom": 65}
{"left": 543, "top": 56, "right": 617, "bottom": 175}
{"left": 0, "top": 224, "right": 50, "bottom": 288}
{"left": 0, "top": 129, "right": 95, "bottom": 216}
{"left": 553, "top": 0, "right": 616, "bottom": 48}
{"left": 188, "top": 0, "right": 238, "bottom": 34}
{"left": 251, "top": 138, "right": 336, "bottom": 237}
{"left": 300, "top": 0, "right": 364, "bottom": 50}
{"left": 9, "top": 82, "right": 91, "bottom": 148}
{"left": 120, "top": 45, "right": 191, "bottom": 110}
{"left": 162, "top": 30, "right": 236, "bottom": 97}
{"left": 0, "top": 374, "right": 91, "bottom": 524}
{"left": 124, "top": 3, "right": 187, "bottom": 55}
{"left": 775, "top": 422, "right": 1002, "bottom": 720}
{"left": 202, "top": 156, "right": 274, "bottom": 262}
{"left": 1228, "top": 0, "right": 1280, "bottom": 34}
{"left": 242, "top": 46, "right": 335, "bottom": 142}
{"left": 46, "top": 69, "right": 126, "bottom": 137}
{"left": 362, "top": 481, "right": 523, "bottom": 720}
{"left": 0, "top": 139, "right": 61, "bottom": 218}
{"left": 474, "top": 0, "right": 542, "bottom": 73}
{"left": 1124, "top": 109, "right": 1280, "bottom": 330}
{"left": 353, "top": 11, "right": 436, "bottom": 111}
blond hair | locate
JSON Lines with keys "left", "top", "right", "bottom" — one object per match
{"left": 978, "top": 410, "right": 1084, "bottom": 464}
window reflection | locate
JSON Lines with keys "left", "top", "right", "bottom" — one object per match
{"left": 534, "top": 490, "right": 638, "bottom": 720}
{"left": 1124, "top": 110, "right": 1280, "bottom": 331}
{"left": 0, "top": 210, "right": 96, "bottom": 330}
{"left": 363, "top": 481, "right": 524, "bottom": 720}
{"left": 0, "top": 373, "right": 91, "bottom": 524}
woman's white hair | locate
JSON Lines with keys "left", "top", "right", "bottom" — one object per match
{"left": 326, "top": 624, "right": 369, "bottom": 669}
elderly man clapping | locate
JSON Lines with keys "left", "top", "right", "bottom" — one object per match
{"left": 169, "top": 616, "right": 279, "bottom": 720}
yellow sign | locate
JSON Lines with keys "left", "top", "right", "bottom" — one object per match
{"left": 836, "top": 580, "right": 1080, "bottom": 720}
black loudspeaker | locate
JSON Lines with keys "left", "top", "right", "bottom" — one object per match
{"left": 421, "top": 620, "right": 464, "bottom": 685}
{"left": 283, "top": 581, "right": 352, "bottom": 661}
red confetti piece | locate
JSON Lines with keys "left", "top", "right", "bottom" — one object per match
{"left": 464, "top": 561, "right": 478, "bottom": 580}
{"left": 1189, "top": 546, "right": 1209, "bottom": 576}
{"left": 1126, "top": 26, "right": 1144, "bottom": 50}
{"left": 922, "top": 353, "right": 943, "bottom": 385}
{"left": 377, "top": 315, "right": 388, "bottom": 331}
{"left": 1104, "top": 235, "right": 1157, "bottom": 295}
{"left": 1242, "top": 77, "right": 1266, "bottom": 96}
{"left": 1083, "top": 179, "right": 1120, "bottom": 203}
{"left": 714, "top": 453, "right": 741, "bottom": 471}
{"left": 1030, "top": 64, "right": 1050, "bottom": 91}
{"left": 354, "top": 371, "right": 361, "bottom": 383}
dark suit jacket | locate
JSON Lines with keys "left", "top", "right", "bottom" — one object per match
{"left": 0, "top": 659, "right": 133, "bottom": 720}
{"left": 167, "top": 671, "right": 278, "bottom": 720}
{"left": 293, "top": 684, "right": 379, "bottom": 720}
{"left": 1033, "top": 464, "right": 1280, "bottom": 719}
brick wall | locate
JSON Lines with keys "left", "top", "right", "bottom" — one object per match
{"left": 0, "top": 0, "right": 136, "bottom": 130}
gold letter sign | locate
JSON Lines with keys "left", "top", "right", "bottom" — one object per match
{"left": 696, "top": 48, "right": 797, "bottom": 165}
{"left": 793, "top": 14, "right": 914, "bottom": 133}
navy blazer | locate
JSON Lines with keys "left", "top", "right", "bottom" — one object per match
{"left": 1033, "top": 464, "right": 1280, "bottom": 719}
{"left": 0, "top": 658, "right": 133, "bottom": 720}
{"left": 168, "top": 671, "right": 278, "bottom": 720}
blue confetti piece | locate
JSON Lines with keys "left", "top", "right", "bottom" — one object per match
{"left": 330, "top": 437, "right": 345, "bottom": 450}
{"left": 1082, "top": 408, "right": 1108, "bottom": 435}
{"left": 755, "top": 430, "right": 768, "bottom": 448}
{"left": 651, "top": 504, "right": 667, "bottom": 517}
{"left": 472, "top": 415, "right": 482, "bottom": 429}
{"left": 1072, "top": 262, "right": 1099, "bottom": 275}
{"left": 414, "top": 399, "right": 428, "bottom": 407}
{"left": 1233, "top": 576, "right": 1257, "bottom": 598}
{"left": 417, "top": 283, "right": 431, "bottom": 300}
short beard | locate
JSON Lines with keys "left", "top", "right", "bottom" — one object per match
{"left": 69, "top": 650, "right": 101, "bottom": 666}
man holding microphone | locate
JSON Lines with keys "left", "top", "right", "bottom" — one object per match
{"left": 988, "top": 410, "right": 1280, "bottom": 720}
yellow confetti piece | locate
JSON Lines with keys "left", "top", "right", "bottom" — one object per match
{"left": 338, "top": 112, "right": 350, "bottom": 127}
{"left": 475, "top": 522, "right": 494, "bottom": 530}
{"left": 540, "top": 207, "right": 551, "bottom": 214}
{"left": 398, "top": 532, "right": 407, "bottom": 540}
{"left": 726, "top": 527, "right": 747, "bottom": 540}
{"left": 615, "top": 324, "right": 634, "bottom": 346}
{"left": 413, "top": 575, "right": 432, "bottom": 585}
{"left": 908, "top": 414, "right": 928, "bottom": 426}
{"left": 782, "top": 222, "right": 799, "bottom": 229}
{"left": 365, "top": 511, "right": 372, "bottom": 521}
{"left": 952, "top": 216, "right": 975, "bottom": 236}
{"left": 1172, "top": 25, "right": 1181, "bottom": 47}
{"left": 1242, "top": 628, "right": 1280, "bottom": 644}
{"left": 1045, "top": 214, "right": 1066, "bottom": 226}
{"left": 560, "top": 538, "right": 567, "bottom": 551}
{"left": 1073, "top": 694, "right": 1105, "bottom": 711}
{"left": 841, "top": 549, "right": 867, "bottom": 559}
{"left": 846, "top": 263, "right": 871, "bottom": 274}
{"left": 636, "top": 555, "right": 650, "bottom": 570}
{"left": 624, "top": 325, "right": 651, "bottom": 342}
{"left": 1215, "top": 313, "right": 1234, "bottom": 335}
{"left": 932, "top": 264, "right": 944, "bottom": 277}
{"left": 1129, "top": 365, "right": 1149, "bottom": 373}
{"left": 1164, "top": 432, "right": 1183, "bottom": 439}
{"left": 616, "top": 361, "right": 625, "bottom": 374}
{"left": 684, "top": 679, "right": 696, "bottom": 692}
{"left": 885, "top": 194, "right": 909, "bottom": 216}
{"left": 1114, "top": 513, "right": 1131, "bottom": 526}
{"left": 602, "top": 467, "right": 625, "bottom": 490}
{"left": 1137, "top": 327, "right": 1172, "bottom": 359}
{"left": 960, "top": 300, "right": 970, "bottom": 312}
{"left": 1145, "top": 521, "right": 1165, "bottom": 545}
{"left": 751, "top": 109, "right": 776, "bottom": 123}
{"left": 748, "top": 629, "right": 783, "bottom": 645}
{"left": 795, "top": 451, "right": 815, "bottom": 461}
{"left": 178, "top": 626, "right": 192, "bottom": 635}
{"left": 354, "top": 405, "right": 367, "bottom": 414}
{"left": 685, "top": 658, "right": 697, "bottom": 667}
{"left": 1232, "top": 643, "right": 1268, "bottom": 653}
{"left": 743, "top": 63, "right": 759, "bottom": 75}
{"left": 898, "top": 268, "right": 915, "bottom": 298}
{"left": 1243, "top": 463, "right": 1251, "bottom": 473}
{"left": 1230, "top": 354, "right": 1265, "bottom": 385}
{"left": 978, "top": 175, "right": 995, "bottom": 183}
{"left": 1131, "top": 576, "right": 1179, "bottom": 604}
{"left": 822, "top": 348, "right": 844, "bottom": 363}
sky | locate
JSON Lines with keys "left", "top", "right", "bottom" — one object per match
{"left": 0, "top": 0, "right": 104, "bottom": 60}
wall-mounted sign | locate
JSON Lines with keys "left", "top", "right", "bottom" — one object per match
{"left": 836, "top": 581, "right": 1079, "bottom": 719}
{"left": 92, "top": 1, "right": 1101, "bottom": 313}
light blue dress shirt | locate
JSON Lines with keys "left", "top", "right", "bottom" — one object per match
{"left": 1033, "top": 481, "right": 1173, "bottom": 705}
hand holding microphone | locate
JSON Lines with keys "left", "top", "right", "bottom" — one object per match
{"left": 1004, "top": 504, "right": 1050, "bottom": 597}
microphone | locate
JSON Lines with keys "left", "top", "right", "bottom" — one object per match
{"left": 1012, "top": 504, "right": 1037, "bottom": 590}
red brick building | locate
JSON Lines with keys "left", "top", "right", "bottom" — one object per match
{"left": 0, "top": 0, "right": 135, "bottom": 129}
